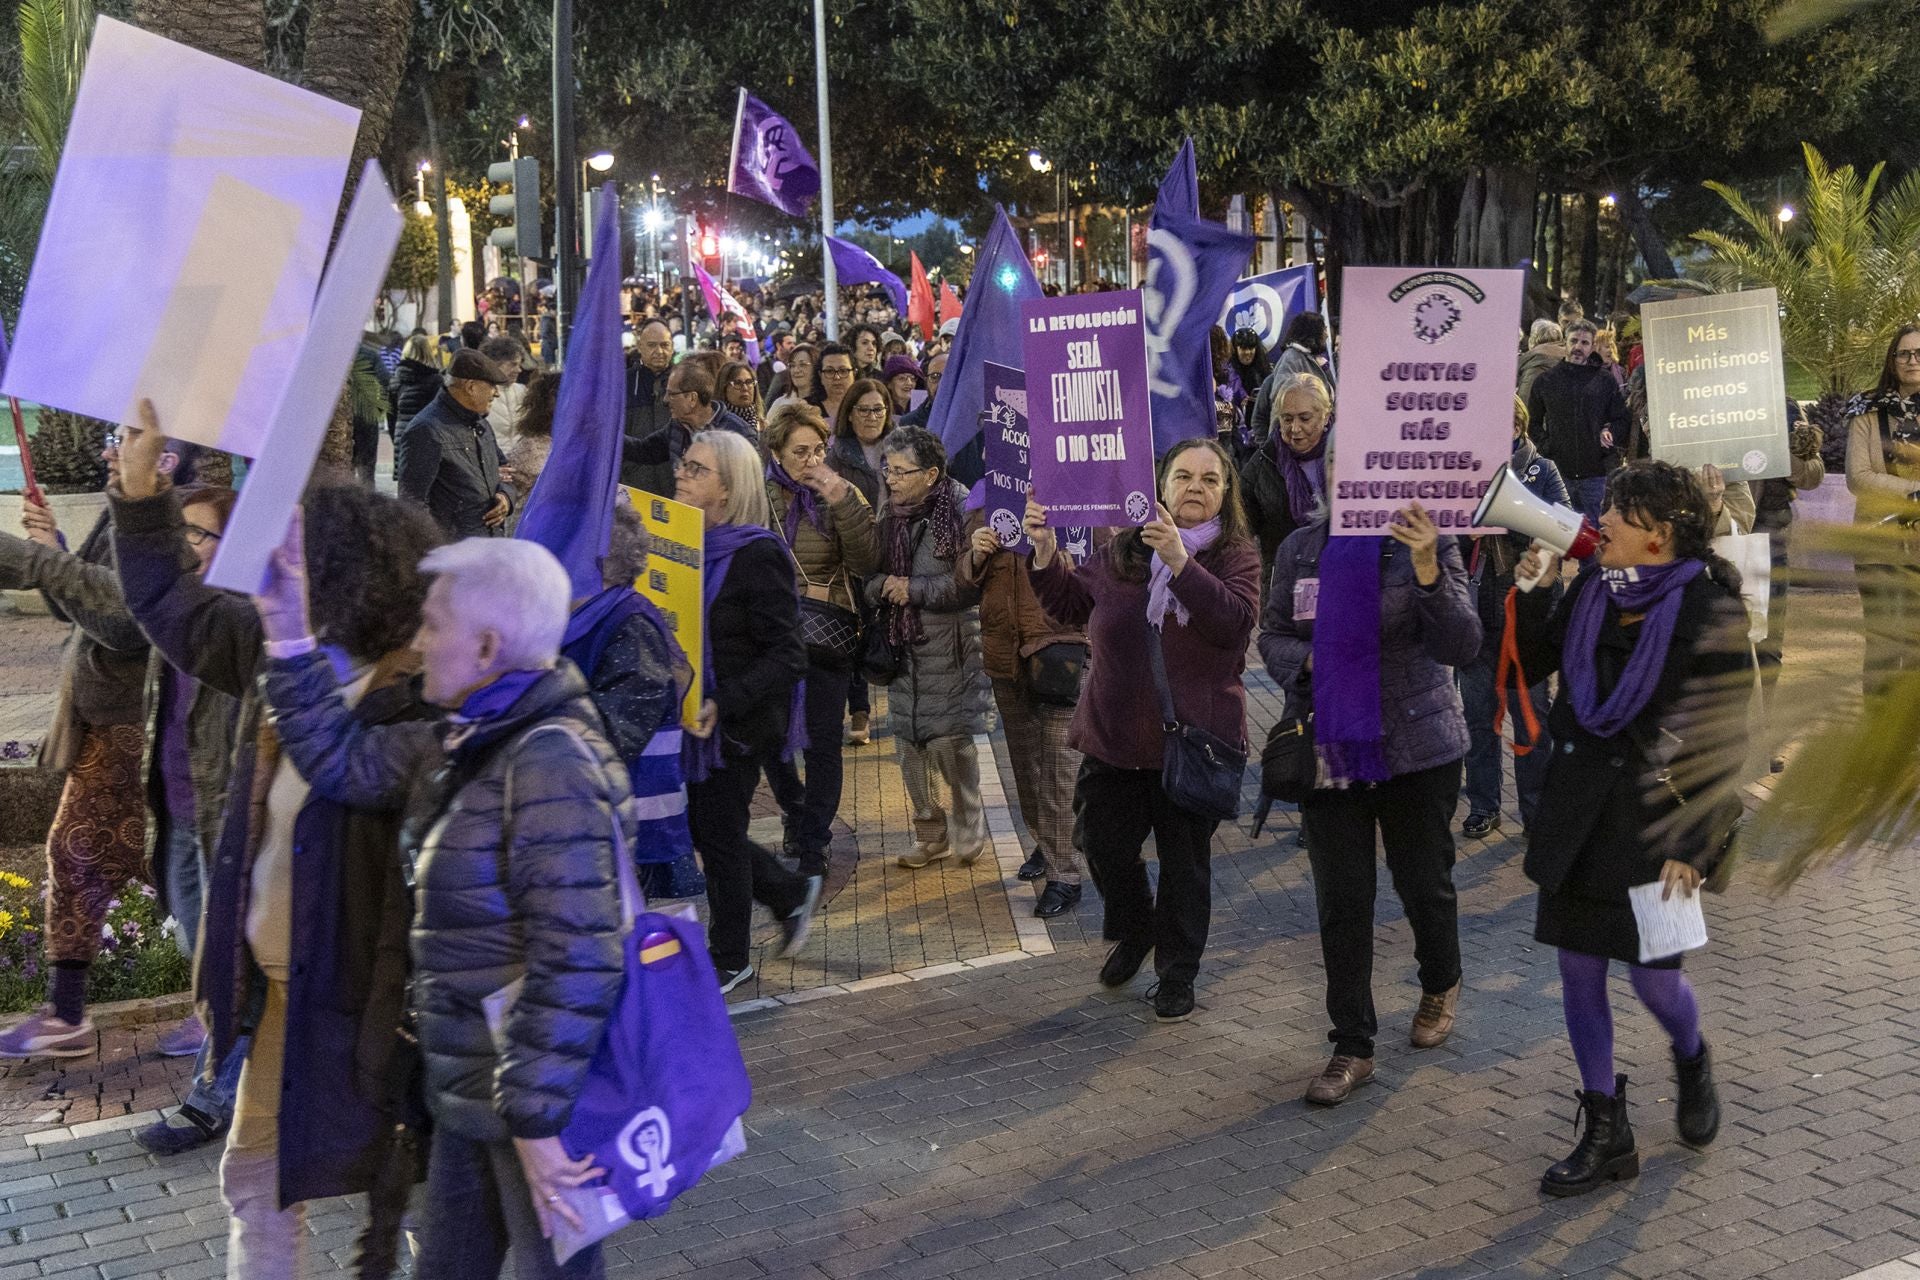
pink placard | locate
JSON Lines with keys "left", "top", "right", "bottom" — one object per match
{"left": 1328, "top": 267, "right": 1523, "bottom": 536}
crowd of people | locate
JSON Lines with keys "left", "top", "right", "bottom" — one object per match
{"left": 1, "top": 267, "right": 1914, "bottom": 1278}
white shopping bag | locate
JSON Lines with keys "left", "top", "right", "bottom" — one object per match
{"left": 1711, "top": 523, "right": 1771, "bottom": 644}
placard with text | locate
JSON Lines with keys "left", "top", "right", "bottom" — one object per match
{"left": 1329, "top": 267, "right": 1524, "bottom": 536}
{"left": 622, "top": 487, "right": 704, "bottom": 731}
{"left": 1022, "top": 291, "right": 1156, "bottom": 527}
{"left": 1643, "top": 288, "right": 1788, "bottom": 480}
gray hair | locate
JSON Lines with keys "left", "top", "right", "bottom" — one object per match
{"left": 601, "top": 499, "right": 652, "bottom": 589}
{"left": 1565, "top": 318, "right": 1598, "bottom": 338}
{"left": 1527, "top": 319, "right": 1564, "bottom": 349}
{"left": 1275, "top": 372, "right": 1332, "bottom": 416}
{"left": 879, "top": 424, "right": 948, "bottom": 476}
{"left": 692, "top": 429, "right": 772, "bottom": 529}
{"left": 417, "top": 537, "right": 570, "bottom": 669}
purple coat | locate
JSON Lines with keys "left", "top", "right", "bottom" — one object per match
{"left": 1029, "top": 537, "right": 1261, "bottom": 771}
{"left": 1258, "top": 522, "right": 1481, "bottom": 780}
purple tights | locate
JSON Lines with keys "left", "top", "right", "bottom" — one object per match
{"left": 1558, "top": 948, "right": 1703, "bottom": 1094}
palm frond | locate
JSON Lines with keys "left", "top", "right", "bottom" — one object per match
{"left": 16, "top": 0, "right": 92, "bottom": 183}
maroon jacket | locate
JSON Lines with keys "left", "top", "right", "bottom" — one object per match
{"left": 1029, "top": 536, "right": 1261, "bottom": 771}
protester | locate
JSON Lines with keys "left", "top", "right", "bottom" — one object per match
{"left": 350, "top": 342, "right": 390, "bottom": 487}
{"left": 106, "top": 408, "right": 446, "bottom": 1275}
{"left": 830, "top": 377, "right": 894, "bottom": 509}
{"left": 1509, "top": 460, "right": 1749, "bottom": 1196}
{"left": 624, "top": 316, "right": 676, "bottom": 442}
{"left": 1026, "top": 439, "right": 1260, "bottom": 1022}
{"left": 883, "top": 354, "right": 922, "bottom": 415}
{"left": 720, "top": 359, "right": 765, "bottom": 432}
{"left": 1845, "top": 325, "right": 1920, "bottom": 696}
{"left": 769, "top": 342, "right": 818, "bottom": 411}
{"left": 817, "top": 342, "right": 857, "bottom": 422}
{"left": 480, "top": 334, "right": 535, "bottom": 457}
{"left": 1239, "top": 372, "right": 1331, "bottom": 591}
{"left": 675, "top": 430, "right": 821, "bottom": 992}
{"left": 1594, "top": 328, "right": 1629, "bottom": 388}
{"left": 1458, "top": 397, "right": 1569, "bottom": 839}
{"left": 848, "top": 323, "right": 883, "bottom": 379}
{"left": 1225, "top": 328, "right": 1272, "bottom": 423}
{"left": 389, "top": 333, "right": 445, "bottom": 436}
{"left": 721, "top": 332, "right": 747, "bottom": 364}
{"left": 397, "top": 348, "right": 517, "bottom": 538}
{"left": 1527, "top": 319, "right": 1629, "bottom": 527}
{"left": 897, "top": 351, "right": 946, "bottom": 431}
{"left": 1249, "top": 312, "right": 1336, "bottom": 443}
{"left": 503, "top": 369, "right": 561, "bottom": 519}
{"left": 956, "top": 502, "right": 1089, "bottom": 917}
{"left": 623, "top": 361, "right": 757, "bottom": 496}
{"left": 758, "top": 327, "right": 796, "bottom": 398}
{"left": 1516, "top": 319, "right": 1568, "bottom": 403}
{"left": 0, "top": 431, "right": 196, "bottom": 1059}
{"left": 254, "top": 529, "right": 631, "bottom": 1278}
{"left": 458, "top": 319, "right": 486, "bottom": 350}
{"left": 762, "top": 405, "right": 878, "bottom": 878}
{"left": 868, "top": 427, "right": 989, "bottom": 869}
{"left": 1261, "top": 499, "right": 1480, "bottom": 1105}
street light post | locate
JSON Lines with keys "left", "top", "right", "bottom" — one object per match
{"left": 552, "top": 0, "right": 579, "bottom": 359}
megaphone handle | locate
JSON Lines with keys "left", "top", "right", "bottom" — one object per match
{"left": 1514, "top": 540, "right": 1552, "bottom": 593}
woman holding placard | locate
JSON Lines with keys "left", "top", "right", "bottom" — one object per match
{"left": 1509, "top": 460, "right": 1751, "bottom": 1197}
{"left": 1025, "top": 439, "right": 1260, "bottom": 1024}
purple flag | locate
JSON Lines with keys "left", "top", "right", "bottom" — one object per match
{"left": 1220, "top": 265, "right": 1317, "bottom": 353}
{"left": 1023, "top": 291, "right": 1157, "bottom": 528}
{"left": 927, "top": 206, "right": 1043, "bottom": 456}
{"left": 824, "top": 236, "right": 909, "bottom": 316}
{"left": 517, "top": 183, "right": 625, "bottom": 601}
{"left": 1145, "top": 140, "right": 1254, "bottom": 456}
{"left": 727, "top": 89, "right": 819, "bottom": 218}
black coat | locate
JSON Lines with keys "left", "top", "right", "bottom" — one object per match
{"left": 624, "top": 360, "right": 673, "bottom": 445}
{"left": 1238, "top": 444, "right": 1313, "bottom": 588}
{"left": 620, "top": 406, "right": 757, "bottom": 497}
{"left": 1512, "top": 563, "right": 1752, "bottom": 961}
{"left": 389, "top": 359, "right": 442, "bottom": 434}
{"left": 397, "top": 389, "right": 512, "bottom": 538}
{"left": 707, "top": 535, "right": 806, "bottom": 757}
{"left": 828, "top": 433, "right": 882, "bottom": 510}
{"left": 1526, "top": 358, "right": 1628, "bottom": 482}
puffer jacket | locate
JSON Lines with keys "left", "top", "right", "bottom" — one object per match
{"left": 1259, "top": 521, "right": 1482, "bottom": 781}
{"left": 768, "top": 476, "right": 878, "bottom": 613}
{"left": 955, "top": 511, "right": 1086, "bottom": 681}
{"left": 262, "top": 655, "right": 633, "bottom": 1142}
{"left": 389, "top": 359, "right": 442, "bottom": 434}
{"left": 865, "top": 480, "right": 986, "bottom": 744}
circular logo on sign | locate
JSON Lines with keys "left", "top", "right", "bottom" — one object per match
{"left": 1411, "top": 292, "right": 1462, "bottom": 344}
{"left": 1124, "top": 491, "right": 1151, "bottom": 523}
{"left": 1742, "top": 449, "right": 1767, "bottom": 475}
{"left": 989, "top": 507, "right": 1022, "bottom": 546}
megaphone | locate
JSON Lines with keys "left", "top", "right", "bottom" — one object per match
{"left": 1471, "top": 465, "right": 1600, "bottom": 591}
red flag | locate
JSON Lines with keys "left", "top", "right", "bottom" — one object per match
{"left": 939, "top": 278, "right": 963, "bottom": 325}
{"left": 908, "top": 252, "right": 936, "bottom": 341}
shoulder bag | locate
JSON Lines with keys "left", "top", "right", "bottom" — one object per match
{"left": 794, "top": 560, "right": 862, "bottom": 671}
{"left": 1145, "top": 625, "right": 1246, "bottom": 822}
{"left": 1260, "top": 697, "right": 1317, "bottom": 805}
{"left": 1022, "top": 642, "right": 1088, "bottom": 707}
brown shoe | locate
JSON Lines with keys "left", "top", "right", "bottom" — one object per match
{"left": 1304, "top": 1054, "right": 1375, "bottom": 1106}
{"left": 1410, "top": 981, "right": 1460, "bottom": 1049}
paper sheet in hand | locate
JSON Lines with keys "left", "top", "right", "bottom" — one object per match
{"left": 0, "top": 18, "right": 359, "bottom": 458}
{"left": 205, "top": 164, "right": 402, "bottom": 594}
{"left": 1629, "top": 881, "right": 1709, "bottom": 964}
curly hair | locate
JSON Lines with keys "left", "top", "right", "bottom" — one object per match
{"left": 1604, "top": 459, "right": 1719, "bottom": 567}
{"left": 303, "top": 484, "right": 445, "bottom": 662}
{"left": 518, "top": 370, "right": 560, "bottom": 440}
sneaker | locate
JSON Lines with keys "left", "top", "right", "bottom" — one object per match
{"left": 1409, "top": 981, "right": 1461, "bottom": 1049}
{"left": 1034, "top": 881, "right": 1081, "bottom": 919}
{"left": 0, "top": 1008, "right": 95, "bottom": 1059}
{"left": 780, "top": 876, "right": 824, "bottom": 959}
{"left": 846, "top": 712, "right": 871, "bottom": 746}
{"left": 1461, "top": 812, "right": 1501, "bottom": 839}
{"left": 1098, "top": 942, "right": 1152, "bottom": 989}
{"left": 1148, "top": 979, "right": 1195, "bottom": 1022}
{"left": 133, "top": 1104, "right": 225, "bottom": 1157}
{"left": 1016, "top": 849, "right": 1049, "bottom": 882}
{"left": 1305, "top": 1054, "right": 1376, "bottom": 1106}
{"left": 716, "top": 964, "right": 755, "bottom": 995}
{"left": 796, "top": 850, "right": 828, "bottom": 880}
{"left": 154, "top": 1014, "right": 206, "bottom": 1059}
{"left": 897, "top": 842, "right": 951, "bottom": 870}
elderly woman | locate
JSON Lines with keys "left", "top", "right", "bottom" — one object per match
{"left": 1239, "top": 371, "right": 1331, "bottom": 590}
{"left": 1262, "top": 495, "right": 1481, "bottom": 1106}
{"left": 1511, "top": 461, "right": 1751, "bottom": 1196}
{"left": 1026, "top": 439, "right": 1260, "bottom": 1022}
{"left": 255, "top": 529, "right": 631, "bottom": 1280}
{"left": 676, "top": 430, "right": 821, "bottom": 992}
{"left": 763, "top": 404, "right": 878, "bottom": 877}
{"left": 867, "top": 426, "right": 988, "bottom": 869}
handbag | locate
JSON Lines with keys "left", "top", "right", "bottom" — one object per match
{"left": 795, "top": 558, "right": 862, "bottom": 670}
{"left": 1022, "top": 642, "right": 1088, "bottom": 707}
{"left": 1260, "top": 702, "right": 1317, "bottom": 804}
{"left": 1629, "top": 722, "right": 1745, "bottom": 894}
{"left": 860, "top": 614, "right": 903, "bottom": 685}
{"left": 1145, "top": 625, "right": 1246, "bottom": 821}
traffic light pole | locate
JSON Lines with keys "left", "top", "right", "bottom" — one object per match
{"left": 552, "top": 0, "right": 579, "bottom": 362}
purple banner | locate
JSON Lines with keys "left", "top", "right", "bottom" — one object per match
{"left": 727, "top": 89, "right": 819, "bottom": 218}
{"left": 824, "top": 236, "right": 909, "bottom": 317}
{"left": 1022, "top": 291, "right": 1156, "bottom": 528}
{"left": 982, "top": 362, "right": 1032, "bottom": 553}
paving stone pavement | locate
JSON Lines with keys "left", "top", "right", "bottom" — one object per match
{"left": 3, "top": 588, "right": 1918, "bottom": 1279}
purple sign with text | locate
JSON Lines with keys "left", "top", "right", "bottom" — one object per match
{"left": 982, "top": 362, "right": 1034, "bottom": 553}
{"left": 1022, "top": 290, "right": 1156, "bottom": 527}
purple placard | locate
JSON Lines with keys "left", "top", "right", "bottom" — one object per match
{"left": 1022, "top": 290, "right": 1156, "bottom": 527}
{"left": 982, "top": 362, "right": 1032, "bottom": 552}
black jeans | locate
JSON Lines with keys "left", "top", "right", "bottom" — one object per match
{"left": 1301, "top": 759, "right": 1464, "bottom": 1059}
{"left": 415, "top": 1127, "right": 603, "bottom": 1279}
{"left": 691, "top": 756, "right": 810, "bottom": 971}
{"left": 1078, "top": 757, "right": 1219, "bottom": 984}
{"left": 766, "top": 660, "right": 849, "bottom": 857}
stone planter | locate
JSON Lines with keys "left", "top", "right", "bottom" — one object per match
{"left": 0, "top": 491, "right": 108, "bottom": 614}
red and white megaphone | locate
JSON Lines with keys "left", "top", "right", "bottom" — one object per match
{"left": 1471, "top": 465, "right": 1600, "bottom": 592}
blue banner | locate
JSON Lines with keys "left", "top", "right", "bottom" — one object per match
{"left": 1220, "top": 265, "right": 1317, "bottom": 354}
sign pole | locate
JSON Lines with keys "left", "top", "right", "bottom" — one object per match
{"left": 813, "top": 0, "right": 838, "bottom": 340}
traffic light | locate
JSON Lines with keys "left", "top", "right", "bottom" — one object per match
{"left": 487, "top": 157, "right": 542, "bottom": 260}
{"left": 698, "top": 220, "right": 720, "bottom": 265}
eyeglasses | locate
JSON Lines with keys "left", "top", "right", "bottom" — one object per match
{"left": 667, "top": 388, "right": 699, "bottom": 400}
{"left": 884, "top": 464, "right": 929, "bottom": 482}
{"left": 786, "top": 445, "right": 828, "bottom": 463}
{"left": 853, "top": 404, "right": 889, "bottom": 417}
{"left": 1896, "top": 350, "right": 1920, "bottom": 363}
{"left": 820, "top": 365, "right": 854, "bottom": 378}
{"left": 674, "top": 458, "right": 713, "bottom": 480}
{"left": 729, "top": 377, "right": 757, "bottom": 389}
{"left": 183, "top": 525, "right": 222, "bottom": 547}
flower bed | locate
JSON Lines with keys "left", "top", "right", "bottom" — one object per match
{"left": 0, "top": 871, "right": 191, "bottom": 1015}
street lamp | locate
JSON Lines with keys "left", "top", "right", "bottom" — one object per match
{"left": 1027, "top": 149, "right": 1051, "bottom": 173}
{"left": 414, "top": 161, "right": 431, "bottom": 218}
{"left": 1777, "top": 205, "right": 1796, "bottom": 225}
{"left": 586, "top": 151, "right": 615, "bottom": 172}
{"left": 959, "top": 244, "right": 973, "bottom": 255}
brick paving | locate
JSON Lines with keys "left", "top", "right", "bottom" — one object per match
{"left": 2, "top": 584, "right": 1917, "bottom": 1278}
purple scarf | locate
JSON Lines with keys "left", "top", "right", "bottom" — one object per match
{"left": 1564, "top": 558, "right": 1705, "bottom": 739}
{"left": 682, "top": 522, "right": 809, "bottom": 784}
{"left": 768, "top": 461, "right": 827, "bottom": 545}
{"left": 1272, "top": 429, "right": 1328, "bottom": 526}
{"left": 1311, "top": 535, "right": 1390, "bottom": 785}
{"left": 1147, "top": 518, "right": 1220, "bottom": 630}
{"left": 453, "top": 667, "right": 549, "bottom": 723}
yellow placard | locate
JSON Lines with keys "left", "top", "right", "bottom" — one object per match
{"left": 622, "top": 487, "right": 704, "bottom": 730}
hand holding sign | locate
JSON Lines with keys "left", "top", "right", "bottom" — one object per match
{"left": 252, "top": 505, "right": 313, "bottom": 644}
{"left": 1024, "top": 496, "right": 1058, "bottom": 569}
{"left": 1385, "top": 501, "right": 1442, "bottom": 586}
{"left": 1140, "top": 502, "right": 1188, "bottom": 575}
{"left": 120, "top": 399, "right": 173, "bottom": 500}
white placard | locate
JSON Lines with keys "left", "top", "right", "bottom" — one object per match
{"left": 0, "top": 18, "right": 359, "bottom": 458}
{"left": 205, "top": 164, "right": 403, "bottom": 594}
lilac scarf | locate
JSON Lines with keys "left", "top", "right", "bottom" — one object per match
{"left": 1312, "top": 535, "right": 1390, "bottom": 785}
{"left": 453, "top": 667, "right": 549, "bottom": 723}
{"left": 1564, "top": 558, "right": 1705, "bottom": 739}
{"left": 768, "top": 461, "right": 827, "bottom": 545}
{"left": 682, "top": 522, "right": 809, "bottom": 784}
{"left": 1272, "top": 430, "right": 1327, "bottom": 526}
{"left": 1147, "top": 518, "right": 1221, "bottom": 631}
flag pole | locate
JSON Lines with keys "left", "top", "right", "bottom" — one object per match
{"left": 813, "top": 0, "right": 838, "bottom": 340}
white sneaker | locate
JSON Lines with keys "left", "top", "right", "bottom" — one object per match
{"left": 716, "top": 963, "right": 755, "bottom": 995}
{"left": 0, "top": 1007, "right": 96, "bottom": 1059}
{"left": 780, "top": 876, "right": 824, "bottom": 959}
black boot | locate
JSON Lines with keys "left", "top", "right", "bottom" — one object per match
{"left": 1540, "top": 1074, "right": 1638, "bottom": 1197}
{"left": 1674, "top": 1040, "right": 1721, "bottom": 1148}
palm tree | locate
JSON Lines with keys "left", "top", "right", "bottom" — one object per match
{"left": 1689, "top": 142, "right": 1920, "bottom": 465}
{"left": 1, "top": 0, "right": 92, "bottom": 321}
